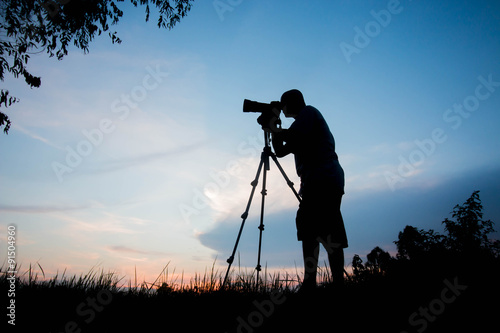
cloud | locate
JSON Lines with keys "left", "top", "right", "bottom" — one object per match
{"left": 192, "top": 155, "right": 301, "bottom": 232}
{"left": 197, "top": 208, "right": 300, "bottom": 269}
{"left": 13, "top": 125, "right": 65, "bottom": 151}
{"left": 397, "top": 141, "right": 415, "bottom": 151}
{"left": 106, "top": 245, "right": 170, "bottom": 257}
{"left": 53, "top": 210, "right": 151, "bottom": 236}
{"left": 198, "top": 165, "right": 500, "bottom": 269}
{"left": 0, "top": 203, "right": 91, "bottom": 214}
{"left": 367, "top": 141, "right": 414, "bottom": 155}
{"left": 368, "top": 143, "right": 394, "bottom": 154}
{"left": 79, "top": 142, "right": 205, "bottom": 176}
{"left": 107, "top": 245, "right": 148, "bottom": 254}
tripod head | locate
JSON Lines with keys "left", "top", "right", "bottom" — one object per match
{"left": 257, "top": 112, "right": 282, "bottom": 133}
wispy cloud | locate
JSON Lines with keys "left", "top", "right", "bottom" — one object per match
{"left": 368, "top": 141, "right": 415, "bottom": 155}
{"left": 13, "top": 125, "right": 64, "bottom": 151}
{"left": 106, "top": 245, "right": 169, "bottom": 257}
{"left": 53, "top": 211, "right": 147, "bottom": 235}
{"left": 80, "top": 142, "right": 205, "bottom": 175}
{"left": 0, "top": 203, "right": 91, "bottom": 214}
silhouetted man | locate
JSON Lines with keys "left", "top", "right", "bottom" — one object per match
{"left": 272, "top": 89, "right": 348, "bottom": 291}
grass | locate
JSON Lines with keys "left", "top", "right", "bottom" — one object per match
{"left": 2, "top": 258, "right": 498, "bottom": 333}
{"left": 1, "top": 260, "right": 306, "bottom": 297}
{"left": 1, "top": 260, "right": 311, "bottom": 332}
{"left": 2, "top": 262, "right": 123, "bottom": 293}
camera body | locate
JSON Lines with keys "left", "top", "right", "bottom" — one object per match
{"left": 243, "top": 99, "right": 282, "bottom": 131}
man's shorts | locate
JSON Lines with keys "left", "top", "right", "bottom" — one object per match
{"left": 295, "top": 182, "right": 348, "bottom": 248}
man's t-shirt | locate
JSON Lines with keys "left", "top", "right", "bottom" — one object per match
{"left": 275, "top": 105, "right": 344, "bottom": 193}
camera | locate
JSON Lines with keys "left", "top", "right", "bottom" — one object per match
{"left": 243, "top": 99, "right": 282, "bottom": 131}
{"left": 243, "top": 99, "right": 282, "bottom": 114}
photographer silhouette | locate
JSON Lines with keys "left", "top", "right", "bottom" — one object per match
{"left": 272, "top": 89, "right": 348, "bottom": 291}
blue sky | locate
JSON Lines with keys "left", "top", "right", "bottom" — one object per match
{"left": 1, "top": 0, "right": 499, "bottom": 283}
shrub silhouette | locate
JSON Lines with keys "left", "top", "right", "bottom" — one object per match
{"left": 352, "top": 190, "right": 498, "bottom": 283}
{"left": 443, "top": 190, "right": 495, "bottom": 254}
{"left": 351, "top": 247, "right": 392, "bottom": 283}
{"left": 394, "top": 226, "right": 446, "bottom": 261}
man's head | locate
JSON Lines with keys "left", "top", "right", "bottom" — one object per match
{"left": 281, "top": 89, "right": 305, "bottom": 118}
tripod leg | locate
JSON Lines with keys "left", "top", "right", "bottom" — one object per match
{"left": 255, "top": 156, "right": 269, "bottom": 289}
{"left": 222, "top": 158, "right": 265, "bottom": 289}
{"left": 270, "top": 153, "right": 302, "bottom": 203}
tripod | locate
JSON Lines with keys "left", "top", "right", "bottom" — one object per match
{"left": 222, "top": 131, "right": 301, "bottom": 289}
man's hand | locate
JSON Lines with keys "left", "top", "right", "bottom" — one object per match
{"left": 271, "top": 129, "right": 290, "bottom": 158}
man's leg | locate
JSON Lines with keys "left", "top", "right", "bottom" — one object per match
{"left": 328, "top": 193, "right": 346, "bottom": 285}
{"left": 301, "top": 238, "right": 319, "bottom": 290}
{"left": 328, "top": 247, "right": 344, "bottom": 285}
{"left": 318, "top": 236, "right": 345, "bottom": 286}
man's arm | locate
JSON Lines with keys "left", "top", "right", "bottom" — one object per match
{"left": 271, "top": 130, "right": 292, "bottom": 158}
